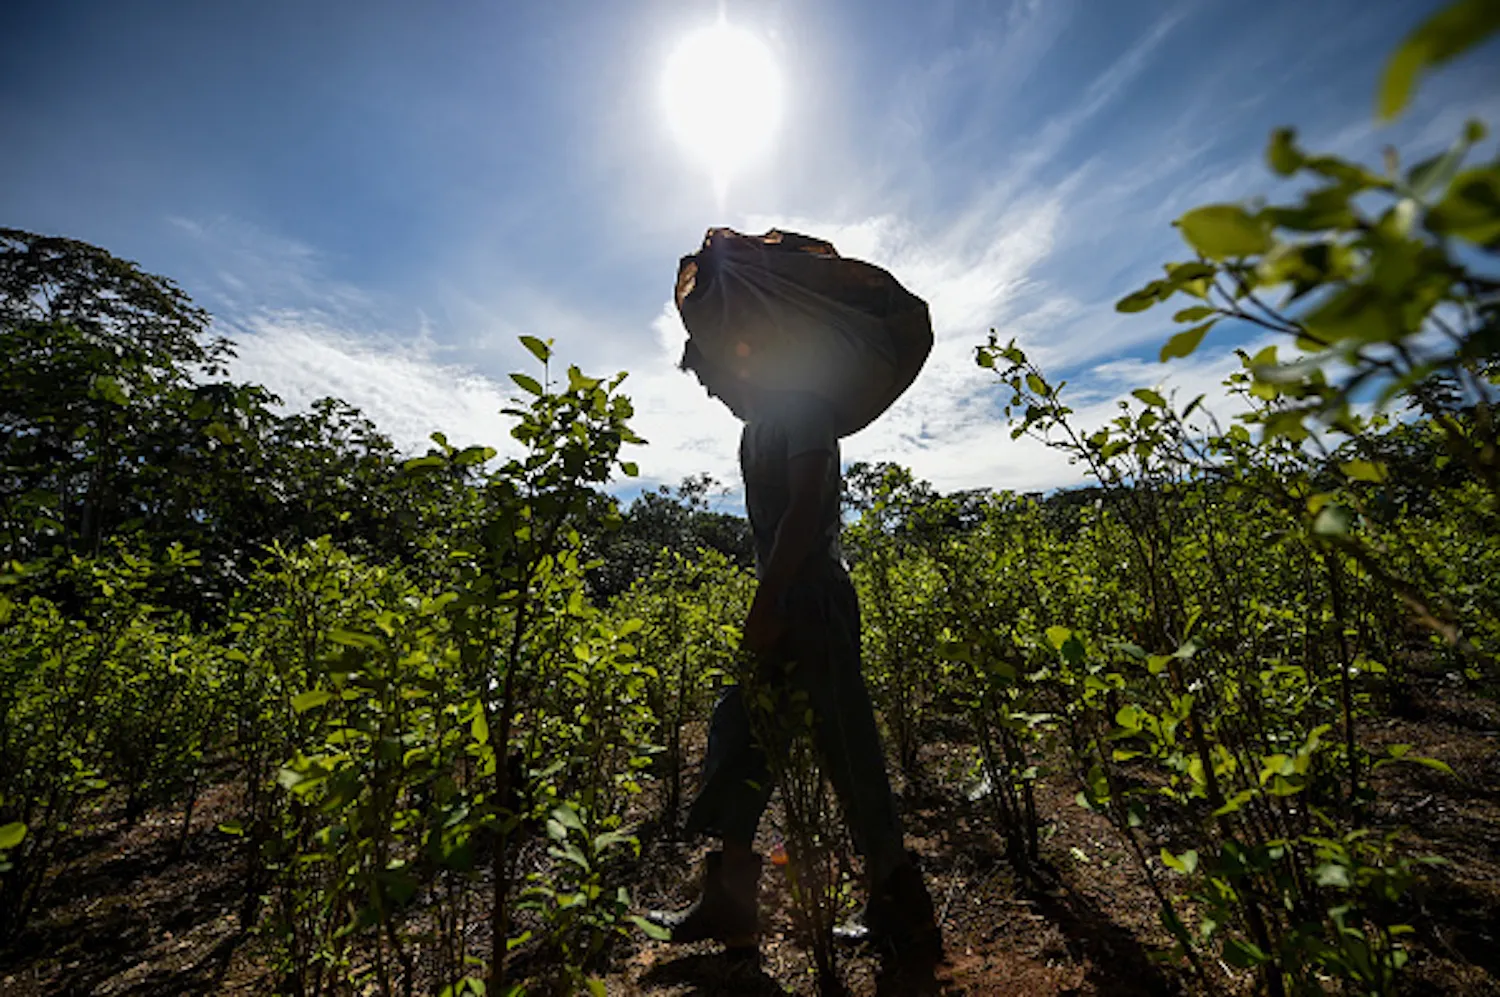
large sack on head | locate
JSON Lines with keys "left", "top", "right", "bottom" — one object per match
{"left": 674, "top": 227, "right": 933, "bottom": 438}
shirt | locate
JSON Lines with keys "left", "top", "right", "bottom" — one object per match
{"left": 739, "top": 392, "right": 844, "bottom": 579}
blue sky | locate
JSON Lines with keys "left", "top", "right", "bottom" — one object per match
{"left": 4, "top": 0, "right": 1498, "bottom": 493}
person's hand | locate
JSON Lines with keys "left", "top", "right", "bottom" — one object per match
{"left": 742, "top": 587, "right": 787, "bottom": 655}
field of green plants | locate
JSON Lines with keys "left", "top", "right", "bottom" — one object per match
{"left": 3, "top": 5, "right": 1499, "bottom": 996}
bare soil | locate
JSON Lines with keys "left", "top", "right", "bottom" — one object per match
{"left": 3, "top": 671, "right": 1496, "bottom": 996}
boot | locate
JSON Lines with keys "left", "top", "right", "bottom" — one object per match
{"left": 834, "top": 859, "right": 942, "bottom": 961}
{"left": 645, "top": 850, "right": 761, "bottom": 950}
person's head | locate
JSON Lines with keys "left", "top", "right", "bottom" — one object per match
{"left": 679, "top": 339, "right": 758, "bottom": 420}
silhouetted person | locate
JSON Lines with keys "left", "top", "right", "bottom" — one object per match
{"left": 646, "top": 341, "right": 941, "bottom": 963}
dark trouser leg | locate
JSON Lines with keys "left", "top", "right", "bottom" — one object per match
{"left": 684, "top": 571, "right": 907, "bottom": 884}
{"left": 684, "top": 683, "right": 774, "bottom": 846}
{"left": 784, "top": 572, "right": 907, "bottom": 884}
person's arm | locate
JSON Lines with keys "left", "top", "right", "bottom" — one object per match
{"left": 742, "top": 448, "right": 832, "bottom": 654}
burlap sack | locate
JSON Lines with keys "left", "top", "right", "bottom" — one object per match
{"left": 674, "top": 228, "right": 932, "bottom": 438}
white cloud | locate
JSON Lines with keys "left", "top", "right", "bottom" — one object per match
{"left": 226, "top": 312, "right": 521, "bottom": 456}
{"left": 616, "top": 305, "right": 746, "bottom": 488}
{"left": 174, "top": 1, "right": 1500, "bottom": 503}
{"left": 169, "top": 216, "right": 377, "bottom": 325}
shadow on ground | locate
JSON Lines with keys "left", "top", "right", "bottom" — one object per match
{"left": 0, "top": 809, "right": 253, "bottom": 997}
{"left": 639, "top": 951, "right": 793, "bottom": 995}
{"left": 1026, "top": 875, "right": 1179, "bottom": 997}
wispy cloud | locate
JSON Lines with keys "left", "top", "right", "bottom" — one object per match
{"left": 148, "top": 1, "right": 1499, "bottom": 500}
{"left": 228, "top": 313, "right": 521, "bottom": 456}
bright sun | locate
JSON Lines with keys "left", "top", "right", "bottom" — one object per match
{"left": 662, "top": 20, "right": 782, "bottom": 191}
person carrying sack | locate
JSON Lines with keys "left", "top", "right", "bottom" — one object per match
{"left": 645, "top": 229, "right": 942, "bottom": 963}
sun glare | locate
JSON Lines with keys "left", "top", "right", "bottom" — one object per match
{"left": 662, "top": 20, "right": 782, "bottom": 194}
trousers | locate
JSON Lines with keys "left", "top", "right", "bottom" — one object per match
{"left": 683, "top": 565, "right": 908, "bottom": 884}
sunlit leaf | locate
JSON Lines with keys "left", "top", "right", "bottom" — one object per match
{"left": 1266, "top": 127, "right": 1303, "bottom": 176}
{"left": 291, "top": 690, "right": 335, "bottom": 712}
{"left": 1160, "top": 848, "right": 1199, "bottom": 875}
{"left": 519, "top": 335, "right": 552, "bottom": 363}
{"left": 1379, "top": 0, "right": 1500, "bottom": 120}
{"left": 1132, "top": 388, "right": 1167, "bottom": 408}
{"left": 1407, "top": 125, "right": 1482, "bottom": 201}
{"left": 1427, "top": 166, "right": 1500, "bottom": 245}
{"left": 1116, "top": 283, "right": 1163, "bottom": 313}
{"left": 1313, "top": 504, "right": 1355, "bottom": 536}
{"left": 630, "top": 914, "right": 671, "bottom": 940}
{"left": 1340, "top": 459, "right": 1389, "bottom": 483}
{"left": 1222, "top": 937, "right": 1269, "bottom": 968}
{"left": 1315, "top": 862, "right": 1352, "bottom": 888}
{"left": 551, "top": 805, "right": 586, "bottom": 834}
{"left": 90, "top": 374, "right": 130, "bottom": 406}
{"left": 1159, "top": 322, "right": 1214, "bottom": 362}
{"left": 1177, "top": 205, "right": 1272, "bottom": 259}
{"left": 510, "top": 372, "right": 544, "bottom": 395}
{"left": 0, "top": 822, "right": 26, "bottom": 850}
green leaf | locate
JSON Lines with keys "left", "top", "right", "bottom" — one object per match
{"left": 1379, "top": 0, "right": 1500, "bottom": 121}
{"left": 1339, "top": 459, "right": 1388, "bottom": 483}
{"left": 1264, "top": 187, "right": 1357, "bottom": 232}
{"left": 1045, "top": 626, "right": 1073, "bottom": 651}
{"left": 1315, "top": 862, "right": 1353, "bottom": 888}
{"left": 1115, "top": 283, "right": 1164, "bottom": 313}
{"left": 1407, "top": 127, "right": 1481, "bottom": 201}
{"left": 472, "top": 710, "right": 489, "bottom": 746}
{"left": 291, "top": 689, "right": 335, "bottom": 712}
{"left": 553, "top": 841, "right": 590, "bottom": 870}
{"left": 1427, "top": 166, "right": 1500, "bottom": 245}
{"left": 1177, "top": 205, "right": 1272, "bottom": 260}
{"left": 1266, "top": 127, "right": 1303, "bottom": 176}
{"left": 620, "top": 461, "right": 639, "bottom": 477}
{"left": 216, "top": 821, "right": 245, "bottom": 836}
{"left": 1385, "top": 751, "right": 1456, "bottom": 776}
{"left": 510, "top": 372, "right": 544, "bottom": 395}
{"left": 452, "top": 445, "right": 496, "bottom": 467}
{"left": 1162, "top": 262, "right": 1216, "bottom": 299}
{"left": 585, "top": 979, "right": 607, "bottom": 997}
{"left": 519, "top": 335, "right": 552, "bottom": 363}
{"left": 1159, "top": 322, "right": 1214, "bottom": 362}
{"left": 329, "top": 628, "right": 381, "bottom": 648}
{"left": 594, "top": 830, "right": 636, "bottom": 853}
{"left": 1025, "top": 372, "right": 1048, "bottom": 396}
{"left": 1413, "top": 755, "right": 1455, "bottom": 776}
{"left": 550, "top": 805, "right": 586, "bottom": 834}
{"left": 1132, "top": 388, "right": 1167, "bottom": 408}
{"left": 0, "top": 822, "right": 26, "bottom": 850}
{"left": 1172, "top": 306, "right": 1216, "bottom": 323}
{"left": 90, "top": 374, "right": 130, "bottom": 406}
{"left": 1303, "top": 285, "right": 1400, "bottom": 344}
{"left": 1313, "top": 504, "right": 1354, "bottom": 536}
{"left": 629, "top": 914, "right": 671, "bottom": 940}
{"left": 1222, "top": 936, "right": 1269, "bottom": 969}
{"left": 567, "top": 367, "right": 602, "bottom": 392}
{"left": 1160, "top": 848, "right": 1199, "bottom": 875}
